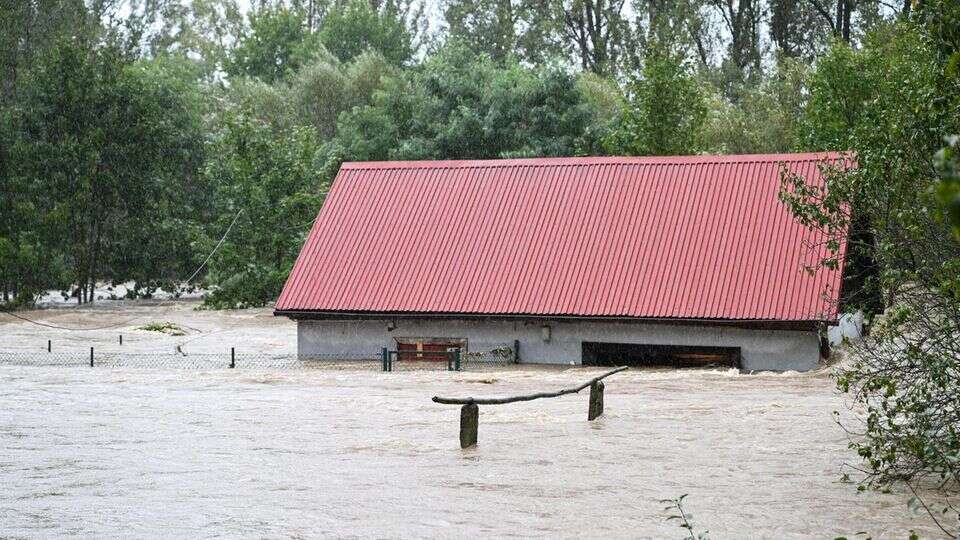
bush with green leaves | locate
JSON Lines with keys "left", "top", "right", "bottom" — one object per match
{"left": 781, "top": 13, "right": 960, "bottom": 533}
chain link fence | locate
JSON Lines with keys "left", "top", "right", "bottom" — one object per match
{"left": 0, "top": 344, "right": 518, "bottom": 371}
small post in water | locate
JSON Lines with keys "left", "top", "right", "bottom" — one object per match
{"left": 230, "top": 347, "right": 235, "bottom": 369}
{"left": 47, "top": 339, "right": 51, "bottom": 353}
{"left": 119, "top": 334, "right": 122, "bottom": 346}
{"left": 588, "top": 380, "right": 604, "bottom": 421}
{"left": 460, "top": 403, "right": 479, "bottom": 448}
{"left": 89, "top": 347, "right": 94, "bottom": 368}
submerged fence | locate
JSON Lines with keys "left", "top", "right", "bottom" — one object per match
{"left": 0, "top": 345, "right": 517, "bottom": 371}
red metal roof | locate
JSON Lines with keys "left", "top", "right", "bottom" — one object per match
{"left": 276, "top": 153, "right": 850, "bottom": 322}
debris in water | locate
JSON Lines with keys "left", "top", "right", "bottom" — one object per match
{"left": 137, "top": 322, "right": 187, "bottom": 336}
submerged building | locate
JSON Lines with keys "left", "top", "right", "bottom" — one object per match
{"left": 275, "top": 153, "right": 850, "bottom": 371}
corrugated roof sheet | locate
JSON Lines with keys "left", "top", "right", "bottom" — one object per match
{"left": 276, "top": 153, "right": 850, "bottom": 322}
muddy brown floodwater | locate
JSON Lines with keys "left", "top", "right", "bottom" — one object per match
{"left": 0, "top": 302, "right": 943, "bottom": 537}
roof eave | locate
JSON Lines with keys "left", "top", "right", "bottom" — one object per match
{"left": 273, "top": 309, "right": 833, "bottom": 330}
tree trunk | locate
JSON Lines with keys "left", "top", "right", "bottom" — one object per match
{"left": 87, "top": 217, "right": 102, "bottom": 304}
{"left": 841, "top": 0, "right": 851, "bottom": 43}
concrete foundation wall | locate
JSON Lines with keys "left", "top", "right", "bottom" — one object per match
{"left": 296, "top": 317, "right": 821, "bottom": 372}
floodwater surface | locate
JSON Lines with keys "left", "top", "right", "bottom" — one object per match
{"left": 0, "top": 365, "right": 941, "bottom": 538}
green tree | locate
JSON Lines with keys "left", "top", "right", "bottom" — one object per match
{"left": 226, "top": 4, "right": 315, "bottom": 82}
{"left": 603, "top": 49, "right": 706, "bottom": 156}
{"left": 145, "top": 0, "right": 246, "bottom": 79}
{"left": 0, "top": 0, "right": 91, "bottom": 100}
{"left": 317, "top": 0, "right": 413, "bottom": 65}
{"left": 0, "top": 100, "right": 64, "bottom": 304}
{"left": 201, "top": 114, "right": 326, "bottom": 309}
{"left": 443, "top": 0, "right": 559, "bottom": 63}
{"left": 334, "top": 43, "right": 599, "bottom": 161}
{"left": 554, "top": 0, "right": 634, "bottom": 76}
{"left": 700, "top": 57, "right": 809, "bottom": 154}
{"left": 289, "top": 49, "right": 398, "bottom": 139}
{"left": 10, "top": 39, "right": 207, "bottom": 303}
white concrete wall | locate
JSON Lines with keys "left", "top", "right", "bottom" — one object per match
{"left": 297, "top": 317, "right": 821, "bottom": 372}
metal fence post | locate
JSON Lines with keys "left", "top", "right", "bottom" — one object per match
{"left": 89, "top": 347, "right": 94, "bottom": 368}
{"left": 381, "top": 347, "right": 388, "bottom": 371}
{"left": 455, "top": 348, "right": 461, "bottom": 371}
{"left": 513, "top": 339, "right": 520, "bottom": 364}
{"left": 230, "top": 347, "right": 235, "bottom": 368}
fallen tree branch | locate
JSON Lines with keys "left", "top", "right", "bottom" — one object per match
{"left": 432, "top": 366, "right": 628, "bottom": 405}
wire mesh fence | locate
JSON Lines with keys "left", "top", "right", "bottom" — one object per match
{"left": 0, "top": 351, "right": 383, "bottom": 370}
{"left": 0, "top": 344, "right": 518, "bottom": 371}
{"left": 387, "top": 344, "right": 516, "bottom": 372}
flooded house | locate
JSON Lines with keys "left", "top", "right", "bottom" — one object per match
{"left": 274, "top": 153, "right": 850, "bottom": 371}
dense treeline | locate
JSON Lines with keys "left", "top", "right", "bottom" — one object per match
{"left": 1, "top": 0, "right": 959, "bottom": 528}
{"left": 1, "top": 0, "right": 939, "bottom": 308}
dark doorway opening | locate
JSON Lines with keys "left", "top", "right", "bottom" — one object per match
{"left": 582, "top": 342, "right": 741, "bottom": 369}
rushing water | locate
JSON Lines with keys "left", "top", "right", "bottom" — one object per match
{"left": 0, "top": 365, "right": 941, "bottom": 538}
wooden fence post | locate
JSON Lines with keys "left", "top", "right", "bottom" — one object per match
{"left": 433, "top": 366, "right": 627, "bottom": 448}
{"left": 47, "top": 339, "right": 51, "bottom": 352}
{"left": 89, "top": 347, "right": 94, "bottom": 368}
{"left": 230, "top": 347, "right": 235, "bottom": 368}
{"left": 460, "top": 403, "right": 479, "bottom": 448}
{"left": 588, "top": 380, "right": 604, "bottom": 420}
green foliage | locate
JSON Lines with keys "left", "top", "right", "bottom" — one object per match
{"left": 226, "top": 4, "right": 315, "bottom": 82}
{"left": 660, "top": 494, "right": 709, "bottom": 540}
{"left": 289, "top": 50, "right": 398, "bottom": 139}
{"left": 936, "top": 136, "right": 960, "bottom": 238}
{"left": 145, "top": 0, "right": 245, "bottom": 79}
{"left": 573, "top": 71, "right": 627, "bottom": 155}
{"left": 7, "top": 38, "right": 207, "bottom": 304}
{"left": 929, "top": 0, "right": 960, "bottom": 239}
{"left": 700, "top": 58, "right": 809, "bottom": 154}
{"left": 335, "top": 43, "right": 600, "bottom": 160}
{"left": 200, "top": 113, "right": 326, "bottom": 309}
{"left": 443, "top": 0, "right": 559, "bottom": 64}
{"left": 603, "top": 50, "right": 706, "bottom": 156}
{"left": 782, "top": 17, "right": 960, "bottom": 531}
{"left": 318, "top": 0, "right": 412, "bottom": 65}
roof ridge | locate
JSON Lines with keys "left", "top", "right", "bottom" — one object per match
{"left": 340, "top": 152, "right": 849, "bottom": 171}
